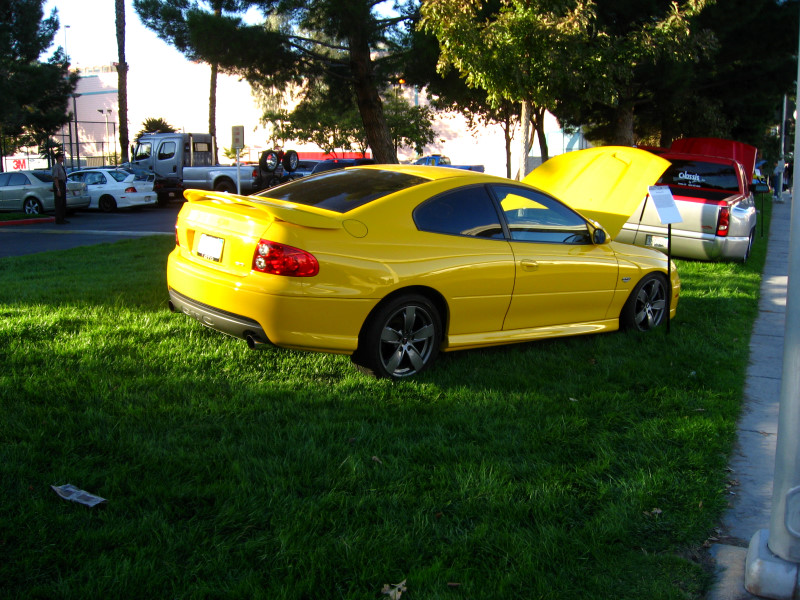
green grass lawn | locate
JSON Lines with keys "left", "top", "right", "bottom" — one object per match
{"left": 0, "top": 199, "right": 771, "bottom": 599}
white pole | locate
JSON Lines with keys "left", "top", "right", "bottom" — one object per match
{"left": 744, "top": 7, "right": 800, "bottom": 597}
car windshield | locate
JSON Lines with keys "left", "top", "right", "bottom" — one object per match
{"left": 255, "top": 168, "right": 430, "bottom": 213}
{"left": 658, "top": 159, "right": 740, "bottom": 192}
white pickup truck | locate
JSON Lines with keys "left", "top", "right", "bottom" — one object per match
{"left": 129, "top": 133, "right": 261, "bottom": 204}
{"left": 617, "top": 138, "right": 760, "bottom": 262}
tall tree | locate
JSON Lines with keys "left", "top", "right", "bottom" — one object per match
{"left": 401, "top": 24, "right": 520, "bottom": 177}
{"left": 422, "top": 0, "right": 714, "bottom": 159}
{"left": 554, "top": 0, "right": 713, "bottom": 146}
{"left": 0, "top": 0, "right": 76, "bottom": 168}
{"left": 116, "top": 0, "right": 130, "bottom": 163}
{"left": 134, "top": 0, "right": 418, "bottom": 164}
{"left": 134, "top": 0, "right": 244, "bottom": 164}
{"left": 670, "top": 0, "right": 797, "bottom": 149}
{"left": 420, "top": 0, "right": 592, "bottom": 175}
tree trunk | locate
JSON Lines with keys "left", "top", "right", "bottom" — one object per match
{"left": 518, "top": 100, "right": 532, "bottom": 180}
{"left": 503, "top": 109, "right": 512, "bottom": 179}
{"left": 208, "top": 3, "right": 221, "bottom": 164}
{"left": 115, "top": 0, "right": 129, "bottom": 163}
{"left": 348, "top": 33, "right": 397, "bottom": 164}
{"left": 611, "top": 101, "right": 635, "bottom": 146}
{"left": 209, "top": 62, "right": 218, "bottom": 164}
{"left": 532, "top": 105, "right": 548, "bottom": 163}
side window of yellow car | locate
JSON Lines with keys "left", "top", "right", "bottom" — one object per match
{"left": 414, "top": 185, "right": 504, "bottom": 239}
{"left": 492, "top": 185, "right": 590, "bottom": 244}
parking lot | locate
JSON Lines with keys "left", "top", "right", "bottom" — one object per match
{"left": 0, "top": 204, "right": 179, "bottom": 258}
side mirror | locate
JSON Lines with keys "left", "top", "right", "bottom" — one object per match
{"left": 593, "top": 228, "right": 607, "bottom": 245}
{"left": 589, "top": 222, "right": 608, "bottom": 244}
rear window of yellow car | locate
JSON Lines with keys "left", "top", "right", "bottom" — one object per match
{"left": 256, "top": 168, "right": 429, "bottom": 213}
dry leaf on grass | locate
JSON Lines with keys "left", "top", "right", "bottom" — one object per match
{"left": 381, "top": 579, "right": 407, "bottom": 599}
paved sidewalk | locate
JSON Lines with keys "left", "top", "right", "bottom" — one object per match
{"left": 708, "top": 193, "right": 792, "bottom": 599}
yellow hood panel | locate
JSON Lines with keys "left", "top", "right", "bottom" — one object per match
{"left": 523, "top": 147, "right": 671, "bottom": 237}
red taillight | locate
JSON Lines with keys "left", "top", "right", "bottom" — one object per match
{"left": 252, "top": 240, "right": 319, "bottom": 277}
{"left": 716, "top": 206, "right": 730, "bottom": 236}
{"left": 251, "top": 168, "right": 259, "bottom": 178}
{"left": 125, "top": 186, "right": 137, "bottom": 193}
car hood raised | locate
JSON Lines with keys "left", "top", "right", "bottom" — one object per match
{"left": 522, "top": 147, "right": 670, "bottom": 238}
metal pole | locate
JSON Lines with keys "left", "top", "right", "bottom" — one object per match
{"left": 66, "top": 121, "right": 74, "bottom": 169}
{"left": 744, "top": 7, "right": 800, "bottom": 597}
{"left": 98, "top": 109, "right": 110, "bottom": 166}
{"left": 666, "top": 222, "right": 672, "bottom": 335}
{"left": 73, "top": 94, "right": 80, "bottom": 169}
{"left": 778, "top": 95, "right": 787, "bottom": 200}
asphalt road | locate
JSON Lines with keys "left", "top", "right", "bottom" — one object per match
{"left": 0, "top": 203, "right": 181, "bottom": 258}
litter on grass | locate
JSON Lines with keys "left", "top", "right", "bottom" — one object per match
{"left": 51, "top": 484, "right": 106, "bottom": 507}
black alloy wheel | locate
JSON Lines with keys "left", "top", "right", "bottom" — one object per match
{"left": 353, "top": 294, "right": 442, "bottom": 379}
{"left": 621, "top": 274, "right": 668, "bottom": 332}
{"left": 99, "top": 195, "right": 117, "bottom": 212}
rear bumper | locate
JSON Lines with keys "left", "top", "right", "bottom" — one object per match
{"left": 116, "top": 191, "right": 156, "bottom": 209}
{"left": 168, "top": 287, "right": 270, "bottom": 345}
{"left": 167, "top": 249, "right": 374, "bottom": 353}
{"left": 618, "top": 225, "right": 753, "bottom": 260}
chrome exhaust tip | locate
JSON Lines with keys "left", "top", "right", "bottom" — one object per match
{"left": 245, "top": 333, "right": 267, "bottom": 350}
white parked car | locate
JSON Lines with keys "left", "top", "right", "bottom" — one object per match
{"left": 67, "top": 168, "right": 156, "bottom": 212}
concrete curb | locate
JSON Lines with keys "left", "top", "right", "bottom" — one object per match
{"left": 707, "top": 191, "right": 792, "bottom": 599}
{"left": 0, "top": 216, "right": 55, "bottom": 226}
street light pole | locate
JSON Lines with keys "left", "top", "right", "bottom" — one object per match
{"left": 63, "top": 25, "right": 74, "bottom": 167}
{"left": 72, "top": 93, "right": 81, "bottom": 170}
{"left": 97, "top": 109, "right": 111, "bottom": 166}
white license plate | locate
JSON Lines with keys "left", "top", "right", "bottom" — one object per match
{"left": 647, "top": 235, "right": 669, "bottom": 249}
{"left": 197, "top": 233, "right": 224, "bottom": 262}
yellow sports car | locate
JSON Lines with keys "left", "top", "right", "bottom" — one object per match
{"left": 167, "top": 147, "right": 679, "bottom": 378}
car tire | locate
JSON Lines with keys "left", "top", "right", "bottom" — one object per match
{"left": 214, "top": 179, "right": 236, "bottom": 193}
{"left": 620, "top": 273, "right": 668, "bottom": 332}
{"left": 259, "top": 151, "right": 279, "bottom": 173}
{"left": 99, "top": 195, "right": 117, "bottom": 212}
{"left": 22, "top": 197, "right": 44, "bottom": 215}
{"left": 282, "top": 150, "right": 299, "bottom": 172}
{"left": 352, "top": 293, "right": 442, "bottom": 379}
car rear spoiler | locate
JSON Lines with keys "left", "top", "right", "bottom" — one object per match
{"left": 183, "top": 189, "right": 343, "bottom": 230}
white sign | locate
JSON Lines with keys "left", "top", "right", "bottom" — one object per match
{"left": 231, "top": 125, "right": 244, "bottom": 149}
{"left": 648, "top": 185, "right": 683, "bottom": 225}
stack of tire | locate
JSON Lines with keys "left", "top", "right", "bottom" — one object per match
{"left": 259, "top": 149, "right": 300, "bottom": 188}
